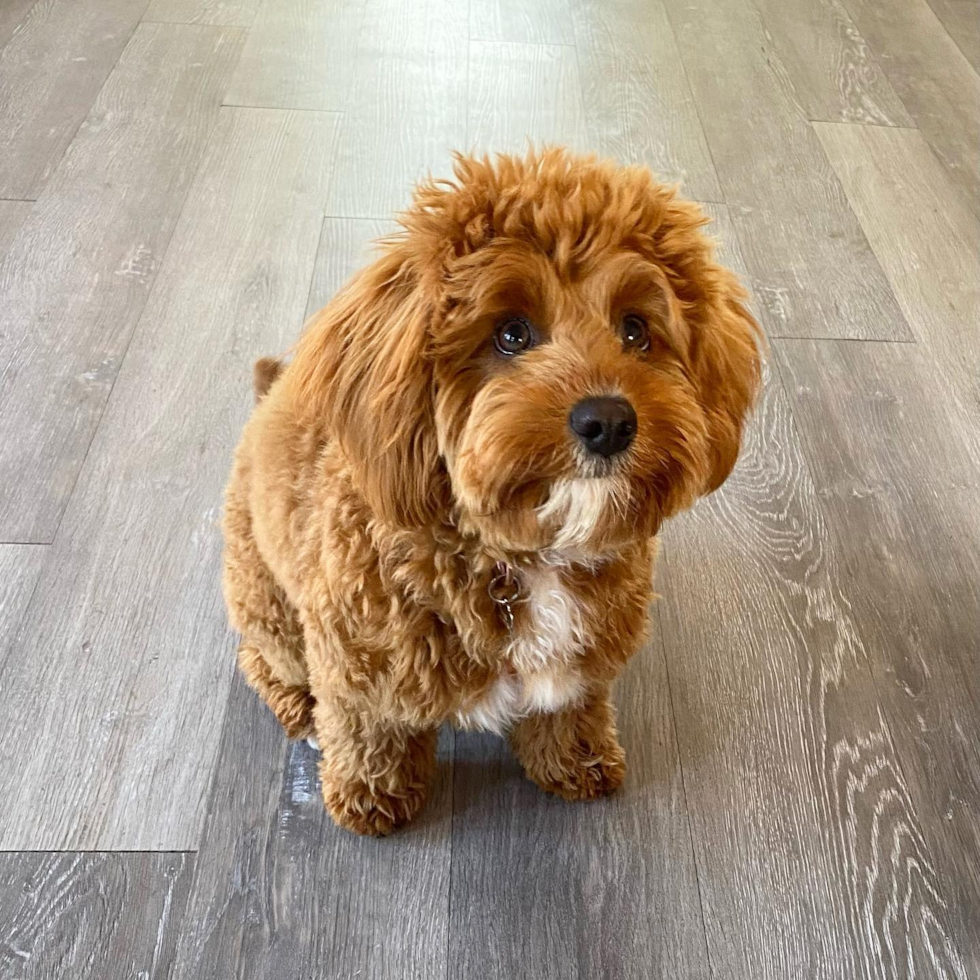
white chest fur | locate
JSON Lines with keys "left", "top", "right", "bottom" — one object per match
{"left": 454, "top": 566, "right": 588, "bottom": 733}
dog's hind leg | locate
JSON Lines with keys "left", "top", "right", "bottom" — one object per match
{"left": 223, "top": 466, "right": 313, "bottom": 739}
{"left": 237, "top": 639, "right": 314, "bottom": 740}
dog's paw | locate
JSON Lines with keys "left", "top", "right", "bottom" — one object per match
{"left": 322, "top": 780, "right": 428, "bottom": 837}
{"left": 529, "top": 741, "right": 626, "bottom": 802}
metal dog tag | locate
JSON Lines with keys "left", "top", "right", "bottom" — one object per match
{"left": 488, "top": 561, "right": 521, "bottom": 631}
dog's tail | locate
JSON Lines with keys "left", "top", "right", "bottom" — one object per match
{"left": 252, "top": 356, "right": 284, "bottom": 403}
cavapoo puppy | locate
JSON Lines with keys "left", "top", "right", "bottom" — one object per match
{"left": 222, "top": 148, "right": 761, "bottom": 836}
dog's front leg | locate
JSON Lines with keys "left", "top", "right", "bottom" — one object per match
{"left": 313, "top": 693, "right": 438, "bottom": 837}
{"left": 509, "top": 686, "right": 626, "bottom": 801}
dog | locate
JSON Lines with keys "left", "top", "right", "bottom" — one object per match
{"left": 222, "top": 148, "right": 761, "bottom": 836}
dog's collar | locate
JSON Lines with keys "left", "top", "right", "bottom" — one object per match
{"left": 488, "top": 561, "right": 522, "bottom": 631}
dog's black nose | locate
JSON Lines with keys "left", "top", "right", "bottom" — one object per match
{"left": 569, "top": 396, "right": 637, "bottom": 457}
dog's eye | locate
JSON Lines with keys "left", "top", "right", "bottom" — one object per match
{"left": 619, "top": 314, "right": 650, "bottom": 352}
{"left": 494, "top": 316, "right": 535, "bottom": 356}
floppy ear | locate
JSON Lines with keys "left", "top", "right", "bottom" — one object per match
{"left": 691, "top": 274, "right": 763, "bottom": 493}
{"left": 285, "top": 247, "right": 444, "bottom": 527}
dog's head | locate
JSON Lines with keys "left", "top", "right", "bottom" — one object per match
{"left": 288, "top": 149, "right": 761, "bottom": 555}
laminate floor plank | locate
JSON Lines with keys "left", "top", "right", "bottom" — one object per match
{"left": 0, "top": 23, "right": 245, "bottom": 543}
{"left": 813, "top": 122, "right": 980, "bottom": 418}
{"left": 843, "top": 0, "right": 980, "bottom": 212}
{"left": 0, "top": 106, "right": 341, "bottom": 851}
{"left": 0, "top": 199, "right": 31, "bottom": 258}
{"left": 224, "top": 0, "right": 365, "bottom": 110}
{"left": 323, "top": 0, "right": 467, "bottom": 218}
{"left": 470, "top": 0, "right": 574, "bottom": 44}
{"left": 775, "top": 338, "right": 980, "bottom": 976}
{"left": 172, "top": 673, "right": 453, "bottom": 980}
{"left": 468, "top": 40, "right": 589, "bottom": 155}
{"left": 748, "top": 0, "right": 911, "bottom": 125}
{"left": 0, "top": 0, "right": 39, "bottom": 53}
{"left": 0, "top": 545, "right": 46, "bottom": 640}
{"left": 925, "top": 0, "right": 980, "bottom": 72}
{"left": 449, "top": 626, "right": 709, "bottom": 979}
{"left": 657, "top": 371, "right": 969, "bottom": 979}
{"left": 142, "top": 0, "right": 262, "bottom": 26}
{"left": 0, "top": 0, "right": 150, "bottom": 200}
{"left": 571, "top": 0, "right": 722, "bottom": 200}
{"left": 305, "top": 217, "right": 395, "bottom": 319}
{"left": 0, "top": 852, "right": 193, "bottom": 980}
{"left": 663, "top": 0, "right": 910, "bottom": 341}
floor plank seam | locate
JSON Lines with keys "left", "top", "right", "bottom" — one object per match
{"left": 807, "top": 118, "right": 920, "bottom": 132}
{"left": 0, "top": 849, "right": 197, "bottom": 855}
{"left": 322, "top": 211, "right": 400, "bottom": 222}
{"left": 300, "top": 218, "right": 329, "bottom": 325}
{"left": 658, "top": 0, "right": 729, "bottom": 228}
{"left": 220, "top": 102, "right": 346, "bottom": 115}
{"left": 444, "top": 727, "right": 456, "bottom": 980}
{"left": 767, "top": 333, "right": 918, "bottom": 344}
{"left": 652, "top": 591, "right": 716, "bottom": 977}
{"left": 30, "top": 5, "right": 153, "bottom": 201}
{"left": 895, "top": 0, "right": 979, "bottom": 80}
{"left": 141, "top": 19, "right": 254, "bottom": 29}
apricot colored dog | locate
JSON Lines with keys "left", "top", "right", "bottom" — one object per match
{"left": 222, "top": 149, "right": 761, "bottom": 836}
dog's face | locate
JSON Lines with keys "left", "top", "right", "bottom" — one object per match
{"left": 433, "top": 241, "right": 721, "bottom": 554}
{"left": 290, "top": 150, "right": 761, "bottom": 556}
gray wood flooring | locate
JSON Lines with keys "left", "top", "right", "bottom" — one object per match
{"left": 0, "top": 0, "right": 976, "bottom": 976}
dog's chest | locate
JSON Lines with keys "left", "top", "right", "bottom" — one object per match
{"left": 454, "top": 566, "right": 588, "bottom": 733}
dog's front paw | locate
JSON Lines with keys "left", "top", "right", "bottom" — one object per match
{"left": 528, "top": 739, "right": 626, "bottom": 801}
{"left": 321, "top": 778, "right": 429, "bottom": 837}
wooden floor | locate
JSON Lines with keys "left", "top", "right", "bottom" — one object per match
{"left": 0, "top": 0, "right": 977, "bottom": 975}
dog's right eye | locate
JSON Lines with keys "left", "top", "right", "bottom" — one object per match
{"left": 494, "top": 316, "right": 535, "bottom": 356}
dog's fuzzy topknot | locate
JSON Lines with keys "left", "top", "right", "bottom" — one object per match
{"left": 404, "top": 149, "right": 716, "bottom": 298}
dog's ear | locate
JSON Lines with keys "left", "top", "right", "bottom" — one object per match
{"left": 691, "top": 274, "right": 763, "bottom": 494}
{"left": 285, "top": 247, "right": 443, "bottom": 527}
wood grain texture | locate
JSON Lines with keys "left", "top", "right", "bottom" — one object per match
{"left": 323, "top": 0, "right": 467, "bottom": 218}
{"left": 0, "top": 107, "right": 341, "bottom": 851}
{"left": 658, "top": 371, "right": 969, "bottom": 979}
{"left": 572, "top": 0, "right": 722, "bottom": 201}
{"left": 0, "top": 852, "right": 193, "bottom": 980}
{"left": 654, "top": 204, "right": 968, "bottom": 979}
{"left": 468, "top": 41, "right": 588, "bottom": 155}
{"left": 0, "top": 545, "right": 45, "bottom": 640}
{"left": 0, "top": 0, "right": 39, "bottom": 52}
{"left": 305, "top": 217, "right": 394, "bottom": 319}
{"left": 0, "top": 199, "right": 31, "bottom": 258}
{"left": 925, "top": 0, "right": 980, "bottom": 71}
{"left": 449, "top": 633, "right": 710, "bottom": 979}
{"left": 775, "top": 338, "right": 980, "bottom": 977}
{"left": 224, "top": 0, "right": 364, "bottom": 110}
{"left": 142, "top": 0, "right": 262, "bottom": 26}
{"left": 0, "top": 0, "right": 149, "bottom": 199}
{"left": 663, "top": 0, "right": 910, "bottom": 341}
{"left": 813, "top": 122, "right": 980, "bottom": 418}
{"left": 843, "top": 0, "right": 980, "bottom": 212}
{"left": 172, "top": 672, "right": 453, "bottom": 980}
{"left": 748, "top": 0, "right": 911, "bottom": 124}
{"left": 0, "top": 23, "right": 244, "bottom": 544}
{"left": 470, "top": 0, "right": 574, "bottom": 44}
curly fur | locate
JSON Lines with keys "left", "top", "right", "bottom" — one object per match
{"left": 222, "top": 148, "right": 761, "bottom": 836}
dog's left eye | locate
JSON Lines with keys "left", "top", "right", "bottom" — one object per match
{"left": 494, "top": 316, "right": 535, "bottom": 356}
{"left": 619, "top": 314, "right": 650, "bottom": 351}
